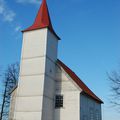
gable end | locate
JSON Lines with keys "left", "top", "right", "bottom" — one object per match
{"left": 57, "top": 59, "right": 103, "bottom": 104}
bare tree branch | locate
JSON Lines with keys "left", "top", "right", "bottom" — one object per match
{"left": 0, "top": 63, "right": 19, "bottom": 120}
{"left": 108, "top": 70, "right": 120, "bottom": 111}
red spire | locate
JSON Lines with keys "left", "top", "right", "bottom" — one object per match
{"left": 22, "top": 0, "right": 60, "bottom": 40}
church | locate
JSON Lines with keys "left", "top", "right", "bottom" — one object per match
{"left": 9, "top": 0, "right": 103, "bottom": 120}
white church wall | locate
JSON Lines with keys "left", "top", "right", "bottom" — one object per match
{"left": 22, "top": 29, "right": 47, "bottom": 58}
{"left": 20, "top": 57, "right": 46, "bottom": 76}
{"left": 46, "top": 30, "right": 58, "bottom": 62}
{"left": 45, "top": 57, "right": 56, "bottom": 79}
{"left": 41, "top": 30, "right": 58, "bottom": 120}
{"left": 55, "top": 65, "right": 82, "bottom": 92}
{"left": 54, "top": 65, "right": 82, "bottom": 120}
{"left": 18, "top": 75, "right": 45, "bottom": 96}
{"left": 80, "top": 93, "right": 102, "bottom": 120}
{"left": 13, "top": 28, "right": 50, "bottom": 120}
{"left": 14, "top": 111, "right": 42, "bottom": 120}
{"left": 15, "top": 96, "right": 43, "bottom": 112}
{"left": 13, "top": 28, "right": 59, "bottom": 120}
{"left": 44, "top": 76, "right": 55, "bottom": 99}
{"left": 42, "top": 97, "right": 54, "bottom": 120}
{"left": 55, "top": 91, "right": 80, "bottom": 120}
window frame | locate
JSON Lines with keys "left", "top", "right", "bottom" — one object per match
{"left": 55, "top": 95, "right": 64, "bottom": 109}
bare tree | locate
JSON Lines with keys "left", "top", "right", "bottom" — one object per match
{"left": 0, "top": 63, "right": 19, "bottom": 120}
{"left": 108, "top": 70, "right": 120, "bottom": 110}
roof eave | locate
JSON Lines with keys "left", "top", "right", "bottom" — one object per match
{"left": 57, "top": 59, "right": 103, "bottom": 104}
{"left": 22, "top": 27, "right": 61, "bottom": 40}
{"left": 81, "top": 91, "right": 104, "bottom": 104}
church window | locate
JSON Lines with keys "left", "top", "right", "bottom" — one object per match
{"left": 96, "top": 110, "right": 100, "bottom": 120}
{"left": 55, "top": 95, "right": 63, "bottom": 108}
{"left": 90, "top": 109, "right": 94, "bottom": 120}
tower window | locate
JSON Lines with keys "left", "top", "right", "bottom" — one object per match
{"left": 55, "top": 95, "right": 63, "bottom": 108}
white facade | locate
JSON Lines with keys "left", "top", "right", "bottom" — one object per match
{"left": 55, "top": 64, "right": 82, "bottom": 120}
{"left": 13, "top": 28, "right": 59, "bottom": 120}
{"left": 10, "top": 56, "right": 102, "bottom": 120}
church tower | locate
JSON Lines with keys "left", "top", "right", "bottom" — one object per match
{"left": 13, "top": 0, "right": 60, "bottom": 119}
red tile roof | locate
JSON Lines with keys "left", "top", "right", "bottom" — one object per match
{"left": 58, "top": 59, "right": 103, "bottom": 104}
{"left": 22, "top": 0, "right": 60, "bottom": 40}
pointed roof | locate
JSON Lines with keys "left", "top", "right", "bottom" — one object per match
{"left": 58, "top": 59, "right": 103, "bottom": 104}
{"left": 22, "top": 0, "right": 60, "bottom": 40}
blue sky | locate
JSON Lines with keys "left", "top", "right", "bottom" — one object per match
{"left": 0, "top": 0, "right": 120, "bottom": 119}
